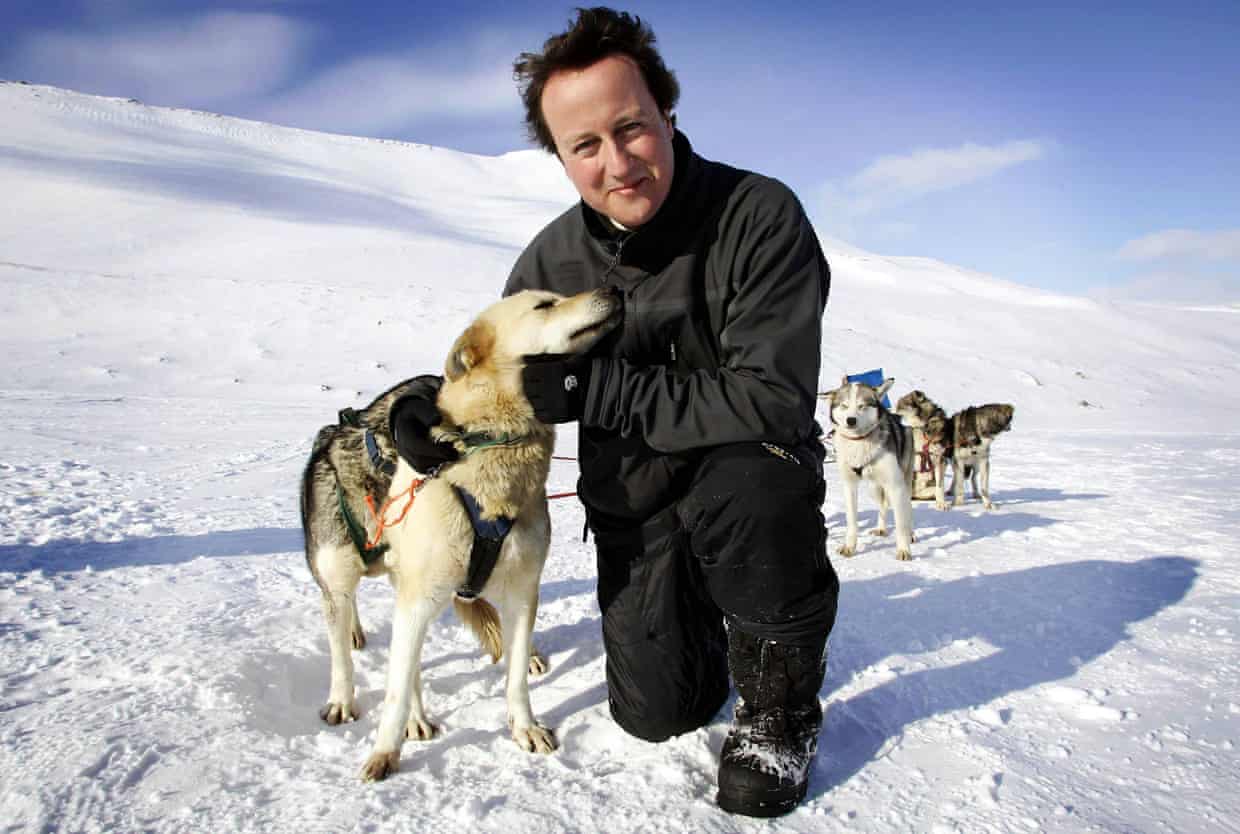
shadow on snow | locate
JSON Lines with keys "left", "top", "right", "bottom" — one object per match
{"left": 812, "top": 555, "right": 1198, "bottom": 798}
{"left": 0, "top": 527, "right": 302, "bottom": 573}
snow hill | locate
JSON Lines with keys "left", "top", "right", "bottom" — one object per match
{"left": 2, "top": 81, "right": 1238, "bottom": 833}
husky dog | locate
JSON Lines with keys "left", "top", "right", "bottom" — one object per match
{"left": 824, "top": 377, "right": 915, "bottom": 560}
{"left": 301, "top": 287, "right": 622, "bottom": 782}
{"left": 894, "top": 390, "right": 953, "bottom": 511}
{"left": 301, "top": 376, "right": 447, "bottom": 728}
{"left": 947, "top": 403, "right": 1014, "bottom": 510}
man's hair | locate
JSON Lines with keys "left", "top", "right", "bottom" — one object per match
{"left": 513, "top": 6, "right": 680, "bottom": 154}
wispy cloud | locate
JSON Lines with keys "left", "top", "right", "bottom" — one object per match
{"left": 847, "top": 140, "right": 1048, "bottom": 215}
{"left": 255, "top": 54, "right": 517, "bottom": 137}
{"left": 812, "top": 139, "right": 1050, "bottom": 241}
{"left": 11, "top": 12, "right": 316, "bottom": 106}
{"left": 1117, "top": 228, "right": 1240, "bottom": 262}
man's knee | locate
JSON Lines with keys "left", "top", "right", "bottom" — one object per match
{"left": 607, "top": 655, "right": 728, "bottom": 741}
{"left": 594, "top": 510, "right": 730, "bottom": 743}
{"left": 679, "top": 444, "right": 837, "bottom": 636}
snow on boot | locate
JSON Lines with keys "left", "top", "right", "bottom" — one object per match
{"left": 716, "top": 629, "right": 826, "bottom": 817}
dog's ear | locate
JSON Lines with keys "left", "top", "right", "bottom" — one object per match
{"left": 839, "top": 375, "right": 850, "bottom": 390}
{"left": 876, "top": 377, "right": 895, "bottom": 399}
{"left": 444, "top": 321, "right": 495, "bottom": 382}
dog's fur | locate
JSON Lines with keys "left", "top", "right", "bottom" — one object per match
{"left": 893, "top": 391, "right": 1015, "bottom": 510}
{"left": 894, "top": 390, "right": 953, "bottom": 510}
{"left": 947, "top": 403, "right": 1014, "bottom": 510}
{"left": 300, "top": 287, "right": 621, "bottom": 782}
{"left": 823, "top": 377, "right": 915, "bottom": 560}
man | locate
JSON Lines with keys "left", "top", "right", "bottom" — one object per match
{"left": 394, "top": 6, "right": 838, "bottom": 818}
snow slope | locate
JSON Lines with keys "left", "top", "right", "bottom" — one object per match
{"left": 2, "top": 82, "right": 1238, "bottom": 833}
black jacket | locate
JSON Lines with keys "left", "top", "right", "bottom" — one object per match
{"left": 505, "top": 131, "right": 830, "bottom": 528}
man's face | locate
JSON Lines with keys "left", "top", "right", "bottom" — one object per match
{"left": 541, "top": 54, "right": 675, "bottom": 229}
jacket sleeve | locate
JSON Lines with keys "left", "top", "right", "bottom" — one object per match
{"left": 584, "top": 181, "right": 829, "bottom": 453}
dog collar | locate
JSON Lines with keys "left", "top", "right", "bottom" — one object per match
{"left": 439, "top": 429, "right": 530, "bottom": 456}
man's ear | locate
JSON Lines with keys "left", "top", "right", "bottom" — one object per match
{"left": 444, "top": 321, "right": 495, "bottom": 382}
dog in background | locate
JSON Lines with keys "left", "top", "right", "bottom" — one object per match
{"left": 948, "top": 403, "right": 1014, "bottom": 510}
{"left": 824, "top": 376, "right": 915, "bottom": 560}
{"left": 301, "top": 286, "right": 622, "bottom": 782}
{"left": 894, "top": 390, "right": 953, "bottom": 511}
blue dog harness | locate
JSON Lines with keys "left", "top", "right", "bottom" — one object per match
{"left": 453, "top": 486, "right": 514, "bottom": 602}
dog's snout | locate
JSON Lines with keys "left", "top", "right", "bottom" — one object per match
{"left": 846, "top": 417, "right": 857, "bottom": 428}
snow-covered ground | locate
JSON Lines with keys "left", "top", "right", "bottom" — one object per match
{"left": 2, "top": 82, "right": 1239, "bottom": 833}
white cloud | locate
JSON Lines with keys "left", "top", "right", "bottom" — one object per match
{"left": 847, "top": 140, "right": 1048, "bottom": 215}
{"left": 1091, "top": 269, "right": 1240, "bottom": 304}
{"left": 255, "top": 54, "right": 517, "bottom": 137}
{"left": 809, "top": 139, "right": 1049, "bottom": 245}
{"left": 12, "top": 12, "right": 316, "bottom": 106}
{"left": 1117, "top": 228, "right": 1240, "bottom": 262}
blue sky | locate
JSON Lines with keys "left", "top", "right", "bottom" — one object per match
{"left": 3, "top": 1, "right": 1238, "bottom": 301}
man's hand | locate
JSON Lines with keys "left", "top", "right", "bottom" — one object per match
{"left": 521, "top": 354, "right": 593, "bottom": 424}
{"left": 389, "top": 377, "right": 459, "bottom": 472}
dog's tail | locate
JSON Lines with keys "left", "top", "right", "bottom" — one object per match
{"left": 453, "top": 596, "right": 503, "bottom": 663}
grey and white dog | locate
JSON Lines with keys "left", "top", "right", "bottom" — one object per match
{"left": 823, "top": 376, "right": 915, "bottom": 560}
{"left": 299, "top": 377, "right": 437, "bottom": 725}
{"left": 894, "top": 389, "right": 953, "bottom": 510}
{"left": 947, "top": 403, "right": 1015, "bottom": 510}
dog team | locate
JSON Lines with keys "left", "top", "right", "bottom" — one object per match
{"left": 821, "top": 376, "right": 1015, "bottom": 562}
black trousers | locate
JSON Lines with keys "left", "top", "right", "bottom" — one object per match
{"left": 592, "top": 443, "right": 839, "bottom": 742}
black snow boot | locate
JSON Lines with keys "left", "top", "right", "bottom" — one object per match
{"left": 716, "top": 628, "right": 827, "bottom": 817}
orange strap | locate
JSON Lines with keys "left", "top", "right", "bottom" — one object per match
{"left": 364, "top": 479, "right": 423, "bottom": 549}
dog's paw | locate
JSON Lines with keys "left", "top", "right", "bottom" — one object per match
{"left": 837, "top": 543, "right": 856, "bottom": 557}
{"left": 935, "top": 500, "right": 949, "bottom": 511}
{"left": 360, "top": 751, "right": 400, "bottom": 782}
{"left": 351, "top": 627, "right": 366, "bottom": 651}
{"left": 528, "top": 652, "right": 549, "bottom": 676}
{"left": 512, "top": 723, "right": 558, "bottom": 754}
{"left": 404, "top": 716, "right": 438, "bottom": 741}
{"left": 983, "top": 500, "right": 995, "bottom": 510}
{"left": 868, "top": 527, "right": 889, "bottom": 538}
{"left": 319, "top": 701, "right": 358, "bottom": 725}
{"left": 896, "top": 548, "right": 912, "bottom": 561}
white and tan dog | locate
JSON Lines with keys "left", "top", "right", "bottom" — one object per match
{"left": 824, "top": 377, "right": 915, "bottom": 560}
{"left": 301, "top": 287, "right": 621, "bottom": 782}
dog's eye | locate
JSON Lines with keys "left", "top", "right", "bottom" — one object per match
{"left": 534, "top": 300, "right": 555, "bottom": 311}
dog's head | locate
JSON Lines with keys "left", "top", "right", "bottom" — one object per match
{"left": 976, "top": 403, "right": 1015, "bottom": 436}
{"left": 894, "top": 390, "right": 942, "bottom": 427}
{"left": 826, "top": 375, "right": 894, "bottom": 436}
{"left": 437, "top": 287, "right": 623, "bottom": 433}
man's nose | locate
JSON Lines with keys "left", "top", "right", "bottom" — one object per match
{"left": 604, "top": 139, "right": 634, "bottom": 175}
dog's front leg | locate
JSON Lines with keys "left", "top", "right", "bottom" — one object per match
{"left": 950, "top": 462, "right": 966, "bottom": 507}
{"left": 891, "top": 482, "right": 914, "bottom": 561}
{"left": 933, "top": 456, "right": 948, "bottom": 511}
{"left": 838, "top": 471, "right": 859, "bottom": 557}
{"left": 869, "top": 484, "right": 890, "bottom": 537}
{"left": 978, "top": 455, "right": 994, "bottom": 510}
{"left": 360, "top": 597, "right": 439, "bottom": 782}
{"left": 501, "top": 588, "right": 557, "bottom": 753}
